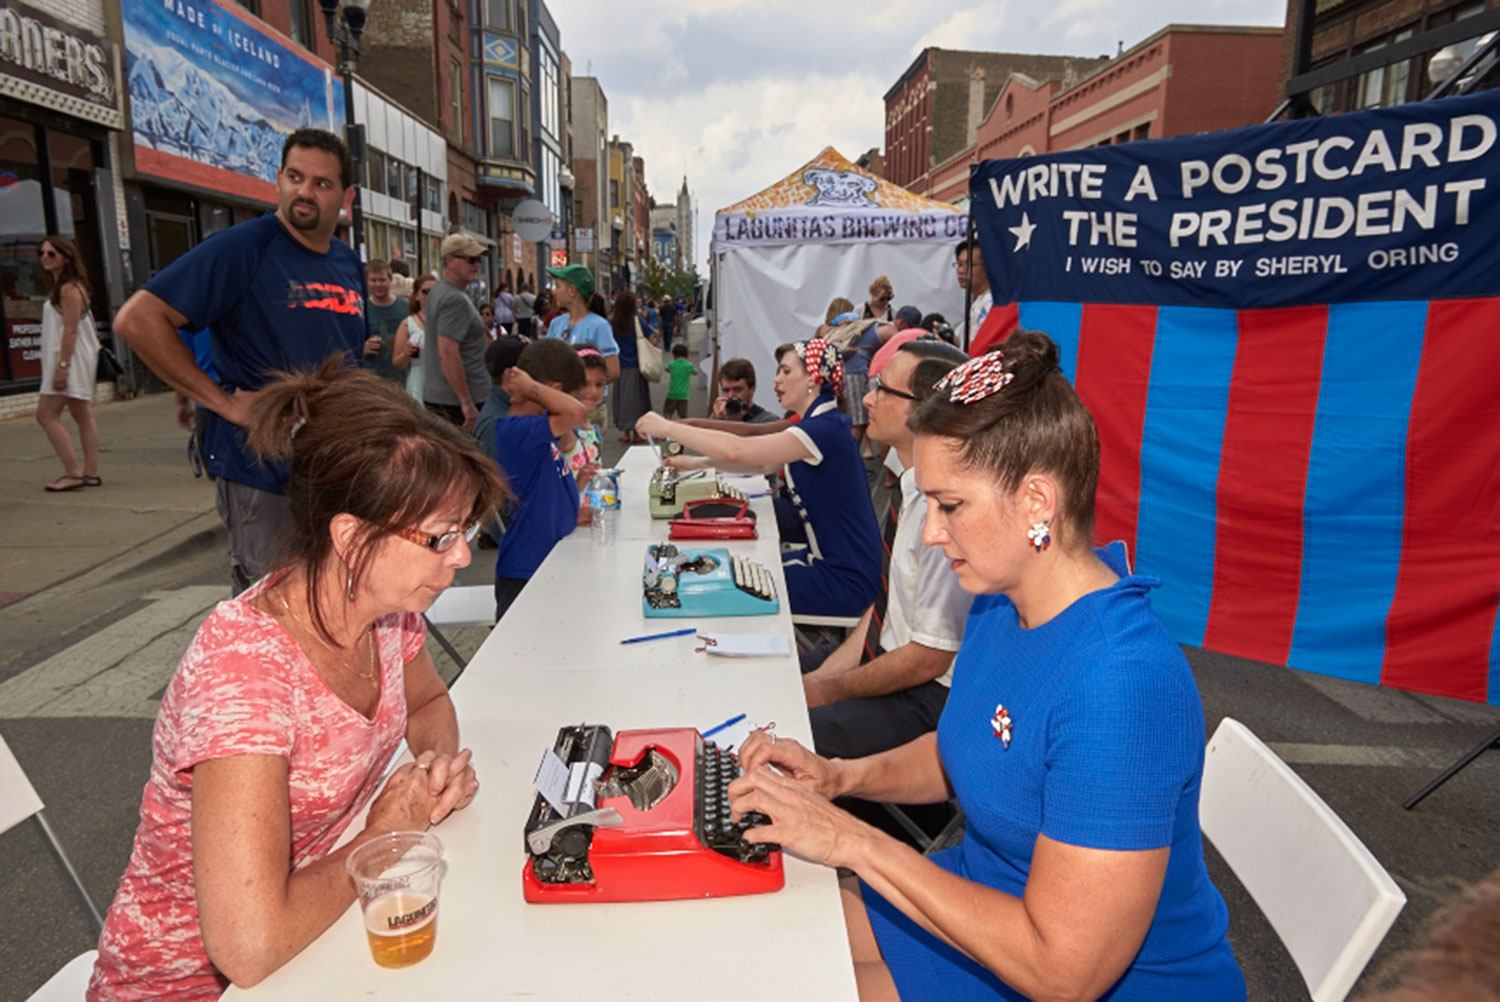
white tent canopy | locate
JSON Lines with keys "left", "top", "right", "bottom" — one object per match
{"left": 711, "top": 148, "right": 969, "bottom": 413}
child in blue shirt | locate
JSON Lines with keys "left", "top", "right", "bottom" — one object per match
{"left": 493, "top": 339, "right": 589, "bottom": 620}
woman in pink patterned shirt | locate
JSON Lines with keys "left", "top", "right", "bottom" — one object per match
{"left": 89, "top": 362, "right": 508, "bottom": 999}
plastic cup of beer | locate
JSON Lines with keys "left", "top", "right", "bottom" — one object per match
{"left": 346, "top": 831, "right": 445, "bottom": 969}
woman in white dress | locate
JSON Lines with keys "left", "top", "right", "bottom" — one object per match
{"left": 36, "top": 234, "right": 102, "bottom": 492}
{"left": 392, "top": 274, "right": 434, "bottom": 404}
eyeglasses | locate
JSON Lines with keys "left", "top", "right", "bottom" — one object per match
{"left": 870, "top": 375, "right": 921, "bottom": 403}
{"left": 38, "top": 249, "right": 59, "bottom": 259}
{"left": 390, "top": 521, "right": 480, "bottom": 553}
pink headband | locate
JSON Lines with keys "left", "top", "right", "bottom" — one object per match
{"left": 576, "top": 348, "right": 602, "bottom": 358}
{"left": 793, "top": 337, "right": 845, "bottom": 397}
{"left": 933, "top": 351, "right": 1013, "bottom": 404}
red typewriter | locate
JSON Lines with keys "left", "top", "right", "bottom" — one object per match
{"left": 522, "top": 725, "right": 783, "bottom": 903}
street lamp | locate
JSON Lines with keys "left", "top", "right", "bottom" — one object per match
{"left": 318, "top": 0, "right": 370, "bottom": 258}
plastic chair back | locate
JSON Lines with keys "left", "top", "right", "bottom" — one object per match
{"left": 0, "top": 733, "right": 45, "bottom": 835}
{"left": 1200, "top": 718, "right": 1405, "bottom": 1002}
{"left": 425, "top": 585, "right": 497, "bottom": 628}
{"left": 27, "top": 950, "right": 97, "bottom": 1001}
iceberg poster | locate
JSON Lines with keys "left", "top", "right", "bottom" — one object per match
{"left": 123, "top": 0, "right": 343, "bottom": 202}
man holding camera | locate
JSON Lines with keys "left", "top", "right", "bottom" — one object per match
{"left": 710, "top": 357, "right": 780, "bottom": 424}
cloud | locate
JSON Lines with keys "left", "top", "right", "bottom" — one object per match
{"left": 550, "top": 0, "right": 1288, "bottom": 272}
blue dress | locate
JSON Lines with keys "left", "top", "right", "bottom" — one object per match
{"left": 777, "top": 391, "right": 882, "bottom": 616}
{"left": 864, "top": 545, "right": 1246, "bottom": 1002}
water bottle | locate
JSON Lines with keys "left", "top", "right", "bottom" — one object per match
{"left": 586, "top": 472, "right": 619, "bottom": 546}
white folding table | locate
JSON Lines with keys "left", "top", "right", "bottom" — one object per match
{"left": 225, "top": 448, "right": 857, "bottom": 1001}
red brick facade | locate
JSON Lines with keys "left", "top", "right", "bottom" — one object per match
{"left": 916, "top": 27, "right": 1284, "bottom": 204}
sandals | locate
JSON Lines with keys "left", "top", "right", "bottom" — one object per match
{"left": 42, "top": 474, "right": 100, "bottom": 492}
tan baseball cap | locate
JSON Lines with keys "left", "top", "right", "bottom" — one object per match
{"left": 439, "top": 232, "right": 486, "bottom": 258}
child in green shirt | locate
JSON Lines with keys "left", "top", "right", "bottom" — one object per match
{"left": 663, "top": 343, "right": 696, "bottom": 418}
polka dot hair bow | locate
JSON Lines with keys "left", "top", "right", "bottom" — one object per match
{"left": 934, "top": 351, "right": 1013, "bottom": 404}
{"left": 794, "top": 337, "right": 845, "bottom": 398}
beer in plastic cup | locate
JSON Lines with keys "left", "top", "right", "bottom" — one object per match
{"left": 346, "top": 831, "right": 444, "bottom": 969}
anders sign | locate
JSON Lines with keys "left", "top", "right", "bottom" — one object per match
{"left": 0, "top": 1, "right": 119, "bottom": 122}
{"left": 973, "top": 90, "right": 1500, "bottom": 308}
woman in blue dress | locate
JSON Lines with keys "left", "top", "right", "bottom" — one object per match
{"left": 732, "top": 331, "right": 1245, "bottom": 1002}
{"left": 634, "top": 337, "right": 881, "bottom": 617}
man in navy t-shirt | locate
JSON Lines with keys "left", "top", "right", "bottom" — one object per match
{"left": 114, "top": 128, "right": 366, "bottom": 594}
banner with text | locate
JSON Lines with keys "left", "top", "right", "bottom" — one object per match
{"left": 123, "top": 0, "right": 341, "bottom": 203}
{"left": 974, "top": 90, "right": 1500, "bottom": 308}
{"left": 972, "top": 90, "right": 1500, "bottom": 707}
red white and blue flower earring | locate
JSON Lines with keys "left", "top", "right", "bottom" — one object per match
{"left": 991, "top": 704, "right": 1013, "bottom": 749}
{"left": 1027, "top": 520, "right": 1051, "bottom": 553}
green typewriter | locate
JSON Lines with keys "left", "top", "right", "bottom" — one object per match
{"left": 648, "top": 466, "right": 748, "bottom": 519}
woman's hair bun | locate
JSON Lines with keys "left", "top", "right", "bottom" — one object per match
{"left": 994, "top": 330, "right": 1059, "bottom": 376}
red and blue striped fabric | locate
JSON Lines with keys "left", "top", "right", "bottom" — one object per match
{"left": 1017, "top": 298, "right": 1500, "bottom": 705}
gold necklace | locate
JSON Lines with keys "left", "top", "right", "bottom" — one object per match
{"left": 274, "top": 584, "right": 379, "bottom": 688}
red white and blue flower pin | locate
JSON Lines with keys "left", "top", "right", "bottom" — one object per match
{"left": 991, "top": 703, "right": 1013, "bottom": 749}
{"left": 934, "top": 351, "right": 1013, "bottom": 404}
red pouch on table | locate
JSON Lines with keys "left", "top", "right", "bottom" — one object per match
{"left": 668, "top": 498, "right": 757, "bottom": 540}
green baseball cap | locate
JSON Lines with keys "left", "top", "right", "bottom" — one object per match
{"left": 547, "top": 263, "right": 595, "bottom": 299}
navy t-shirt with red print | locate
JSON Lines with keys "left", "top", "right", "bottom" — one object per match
{"left": 145, "top": 213, "right": 367, "bottom": 493}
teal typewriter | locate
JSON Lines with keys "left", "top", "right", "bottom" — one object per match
{"left": 649, "top": 467, "right": 748, "bottom": 519}
{"left": 642, "top": 544, "right": 780, "bottom": 618}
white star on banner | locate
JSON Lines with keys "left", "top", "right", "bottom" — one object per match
{"left": 1008, "top": 212, "right": 1037, "bottom": 252}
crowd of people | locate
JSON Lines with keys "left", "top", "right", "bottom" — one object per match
{"left": 57, "top": 124, "right": 1485, "bottom": 1002}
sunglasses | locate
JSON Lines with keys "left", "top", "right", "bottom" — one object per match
{"left": 870, "top": 375, "right": 920, "bottom": 403}
{"left": 455, "top": 254, "right": 482, "bottom": 264}
{"left": 38, "top": 248, "right": 60, "bottom": 259}
{"left": 390, "top": 521, "right": 481, "bottom": 553}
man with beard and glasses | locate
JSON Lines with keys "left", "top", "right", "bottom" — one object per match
{"left": 114, "top": 129, "right": 367, "bottom": 595}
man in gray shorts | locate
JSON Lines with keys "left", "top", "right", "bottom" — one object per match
{"left": 423, "top": 233, "right": 491, "bottom": 431}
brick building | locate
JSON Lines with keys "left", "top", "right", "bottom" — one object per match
{"left": 883, "top": 48, "right": 1110, "bottom": 195}
{"left": 915, "top": 26, "right": 1285, "bottom": 204}
{"left": 1279, "top": 0, "right": 1500, "bottom": 115}
{"left": 570, "top": 76, "right": 609, "bottom": 281}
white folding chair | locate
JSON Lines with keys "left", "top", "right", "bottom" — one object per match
{"left": 0, "top": 732, "right": 105, "bottom": 935}
{"left": 27, "top": 950, "right": 98, "bottom": 1001}
{"left": 423, "top": 584, "right": 497, "bottom": 678}
{"left": 1200, "top": 717, "right": 1406, "bottom": 1002}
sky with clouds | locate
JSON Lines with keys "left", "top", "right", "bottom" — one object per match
{"left": 550, "top": 0, "right": 1290, "bottom": 275}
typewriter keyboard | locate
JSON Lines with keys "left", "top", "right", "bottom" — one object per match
{"left": 695, "top": 739, "right": 774, "bottom": 864}
{"left": 730, "top": 555, "right": 776, "bottom": 602}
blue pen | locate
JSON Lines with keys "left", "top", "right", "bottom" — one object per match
{"left": 620, "top": 626, "right": 698, "bottom": 645}
{"left": 702, "top": 713, "right": 747, "bottom": 738}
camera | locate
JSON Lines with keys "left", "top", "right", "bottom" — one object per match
{"left": 723, "top": 397, "right": 745, "bottom": 418}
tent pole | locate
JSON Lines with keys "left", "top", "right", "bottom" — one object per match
{"left": 962, "top": 205, "right": 976, "bottom": 352}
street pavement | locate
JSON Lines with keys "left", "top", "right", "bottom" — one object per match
{"left": 2, "top": 361, "right": 1497, "bottom": 1000}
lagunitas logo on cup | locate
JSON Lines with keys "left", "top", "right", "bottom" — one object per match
{"left": 348, "top": 830, "right": 445, "bottom": 970}
{"left": 386, "top": 895, "right": 436, "bottom": 931}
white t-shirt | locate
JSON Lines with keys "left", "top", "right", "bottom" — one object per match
{"left": 968, "top": 290, "right": 994, "bottom": 341}
{"left": 882, "top": 466, "right": 973, "bottom": 686}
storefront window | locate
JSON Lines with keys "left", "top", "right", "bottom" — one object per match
{"left": 366, "top": 220, "right": 387, "bottom": 261}
{"left": 0, "top": 116, "right": 48, "bottom": 382}
{"left": 47, "top": 130, "right": 107, "bottom": 322}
